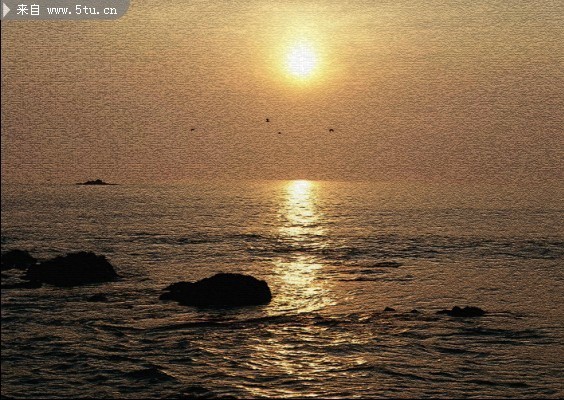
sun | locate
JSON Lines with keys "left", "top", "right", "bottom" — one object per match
{"left": 286, "top": 43, "right": 318, "bottom": 78}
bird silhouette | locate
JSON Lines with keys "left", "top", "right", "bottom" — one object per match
{"left": 328, "top": 128, "right": 334, "bottom": 132}
{"left": 190, "top": 128, "right": 196, "bottom": 132}
{"left": 277, "top": 131, "right": 282, "bottom": 134}
{"left": 266, "top": 118, "right": 270, "bottom": 123}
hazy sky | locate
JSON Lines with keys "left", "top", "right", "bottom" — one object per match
{"left": 1, "top": 0, "right": 563, "bottom": 183}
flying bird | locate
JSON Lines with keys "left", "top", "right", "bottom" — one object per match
{"left": 190, "top": 128, "right": 196, "bottom": 132}
{"left": 266, "top": 118, "right": 270, "bottom": 123}
{"left": 328, "top": 128, "right": 334, "bottom": 132}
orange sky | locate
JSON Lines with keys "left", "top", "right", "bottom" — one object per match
{"left": 1, "top": 0, "right": 562, "bottom": 183}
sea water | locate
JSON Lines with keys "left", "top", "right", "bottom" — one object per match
{"left": 1, "top": 181, "right": 563, "bottom": 398}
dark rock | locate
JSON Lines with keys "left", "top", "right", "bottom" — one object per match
{"left": 77, "top": 179, "right": 116, "bottom": 185}
{"left": 1, "top": 249, "right": 37, "bottom": 270}
{"left": 437, "top": 306, "right": 486, "bottom": 318}
{"left": 372, "top": 261, "right": 402, "bottom": 268}
{"left": 125, "top": 366, "right": 176, "bottom": 382}
{"left": 383, "top": 307, "right": 396, "bottom": 312}
{"left": 410, "top": 309, "right": 420, "bottom": 314}
{"left": 25, "top": 251, "right": 118, "bottom": 287}
{"left": 87, "top": 293, "right": 108, "bottom": 302}
{"left": 160, "top": 273, "right": 272, "bottom": 307}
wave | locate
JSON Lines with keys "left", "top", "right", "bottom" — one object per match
{"left": 238, "top": 232, "right": 563, "bottom": 262}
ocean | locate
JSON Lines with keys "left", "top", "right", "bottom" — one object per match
{"left": 1, "top": 180, "right": 563, "bottom": 398}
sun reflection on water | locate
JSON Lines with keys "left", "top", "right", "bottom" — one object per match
{"left": 246, "top": 181, "right": 356, "bottom": 397}
{"left": 243, "top": 181, "right": 343, "bottom": 398}
{"left": 279, "top": 180, "right": 324, "bottom": 238}
{"left": 272, "top": 180, "right": 333, "bottom": 312}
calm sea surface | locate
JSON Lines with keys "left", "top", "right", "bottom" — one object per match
{"left": 1, "top": 181, "right": 563, "bottom": 398}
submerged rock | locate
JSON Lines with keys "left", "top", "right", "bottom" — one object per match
{"left": 168, "top": 385, "right": 234, "bottom": 399}
{"left": 1, "top": 249, "right": 36, "bottom": 271}
{"left": 372, "top": 261, "right": 402, "bottom": 268}
{"left": 125, "top": 366, "right": 176, "bottom": 382}
{"left": 25, "top": 251, "right": 118, "bottom": 287}
{"left": 1, "top": 280, "right": 42, "bottom": 289}
{"left": 160, "top": 273, "right": 272, "bottom": 307}
{"left": 86, "top": 293, "right": 109, "bottom": 302}
{"left": 437, "top": 306, "right": 486, "bottom": 318}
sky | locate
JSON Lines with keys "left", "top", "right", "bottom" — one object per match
{"left": 1, "top": 0, "right": 563, "bottom": 184}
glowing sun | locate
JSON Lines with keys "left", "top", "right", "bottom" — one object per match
{"left": 286, "top": 43, "right": 318, "bottom": 78}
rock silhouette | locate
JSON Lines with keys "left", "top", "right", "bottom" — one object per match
{"left": 160, "top": 273, "right": 272, "bottom": 307}
{"left": 1, "top": 249, "right": 36, "bottom": 270}
{"left": 25, "top": 251, "right": 119, "bottom": 287}
{"left": 437, "top": 306, "right": 486, "bottom": 317}
{"left": 77, "top": 179, "right": 115, "bottom": 185}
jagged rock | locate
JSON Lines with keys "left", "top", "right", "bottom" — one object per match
{"left": 437, "top": 306, "right": 486, "bottom": 318}
{"left": 1, "top": 249, "right": 36, "bottom": 270}
{"left": 160, "top": 273, "right": 272, "bottom": 307}
{"left": 25, "top": 251, "right": 118, "bottom": 287}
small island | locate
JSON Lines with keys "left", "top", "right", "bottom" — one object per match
{"left": 76, "top": 179, "right": 117, "bottom": 185}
